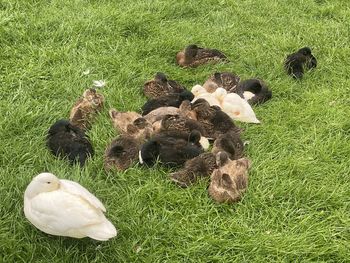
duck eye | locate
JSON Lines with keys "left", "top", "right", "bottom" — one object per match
{"left": 47, "top": 182, "right": 51, "bottom": 184}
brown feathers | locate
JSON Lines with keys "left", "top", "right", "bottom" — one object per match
{"left": 176, "top": 45, "right": 228, "bottom": 68}
{"left": 69, "top": 89, "right": 104, "bottom": 130}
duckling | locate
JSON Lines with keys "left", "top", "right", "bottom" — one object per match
{"left": 155, "top": 114, "right": 210, "bottom": 149}
{"left": 24, "top": 172, "right": 117, "bottom": 240}
{"left": 104, "top": 135, "right": 140, "bottom": 171}
{"left": 109, "top": 109, "right": 142, "bottom": 133}
{"left": 176, "top": 44, "right": 228, "bottom": 68}
{"left": 191, "top": 99, "right": 241, "bottom": 139}
{"left": 143, "top": 100, "right": 196, "bottom": 124}
{"left": 139, "top": 130, "right": 204, "bottom": 167}
{"left": 203, "top": 72, "right": 241, "bottom": 93}
{"left": 208, "top": 152, "right": 251, "bottom": 203}
{"left": 169, "top": 152, "right": 217, "bottom": 187}
{"left": 46, "top": 119, "right": 94, "bottom": 167}
{"left": 212, "top": 132, "right": 244, "bottom": 160}
{"left": 143, "top": 72, "right": 186, "bottom": 99}
{"left": 236, "top": 79, "right": 272, "bottom": 105}
{"left": 191, "top": 85, "right": 207, "bottom": 97}
{"left": 221, "top": 93, "right": 261, "bottom": 123}
{"left": 284, "top": 47, "right": 317, "bottom": 79}
{"left": 141, "top": 90, "right": 194, "bottom": 115}
{"left": 69, "top": 88, "right": 105, "bottom": 131}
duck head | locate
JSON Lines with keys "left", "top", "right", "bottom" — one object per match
{"left": 25, "top": 173, "right": 60, "bottom": 199}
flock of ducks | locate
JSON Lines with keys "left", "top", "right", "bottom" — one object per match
{"left": 24, "top": 45, "right": 317, "bottom": 241}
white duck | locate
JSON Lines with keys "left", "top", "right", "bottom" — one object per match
{"left": 221, "top": 93, "right": 260, "bottom": 123}
{"left": 191, "top": 85, "right": 221, "bottom": 107}
{"left": 24, "top": 173, "right": 117, "bottom": 241}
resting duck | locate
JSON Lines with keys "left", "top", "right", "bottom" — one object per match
{"left": 104, "top": 135, "right": 140, "bottom": 171}
{"left": 139, "top": 130, "right": 204, "bottom": 167}
{"left": 208, "top": 152, "right": 251, "bottom": 203}
{"left": 141, "top": 90, "right": 194, "bottom": 115}
{"left": 236, "top": 79, "right": 272, "bottom": 105}
{"left": 203, "top": 72, "right": 241, "bottom": 93}
{"left": 284, "top": 47, "right": 317, "bottom": 79}
{"left": 143, "top": 100, "right": 196, "bottom": 124}
{"left": 46, "top": 119, "right": 94, "bottom": 167}
{"left": 191, "top": 99, "right": 242, "bottom": 139}
{"left": 143, "top": 72, "right": 186, "bottom": 99}
{"left": 109, "top": 109, "right": 153, "bottom": 142}
{"left": 176, "top": 44, "right": 228, "bottom": 67}
{"left": 169, "top": 152, "right": 217, "bottom": 187}
{"left": 69, "top": 88, "right": 104, "bottom": 131}
{"left": 24, "top": 173, "right": 117, "bottom": 241}
{"left": 154, "top": 114, "right": 210, "bottom": 149}
{"left": 212, "top": 131, "right": 244, "bottom": 160}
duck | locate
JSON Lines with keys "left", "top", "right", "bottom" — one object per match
{"left": 109, "top": 109, "right": 153, "bottom": 141}
{"left": 203, "top": 72, "right": 241, "bottom": 93}
{"left": 46, "top": 119, "right": 94, "bottom": 167}
{"left": 208, "top": 152, "right": 251, "bottom": 203}
{"left": 211, "top": 131, "right": 244, "bottom": 160}
{"left": 221, "top": 92, "right": 261, "bottom": 123}
{"left": 176, "top": 44, "right": 228, "bottom": 68}
{"left": 69, "top": 88, "right": 105, "bottom": 131}
{"left": 235, "top": 78, "right": 272, "bottom": 105}
{"left": 191, "top": 99, "right": 242, "bottom": 139}
{"left": 24, "top": 173, "right": 117, "bottom": 241}
{"left": 143, "top": 72, "right": 186, "bottom": 99}
{"left": 284, "top": 47, "right": 317, "bottom": 79}
{"left": 139, "top": 130, "right": 204, "bottom": 167}
{"left": 104, "top": 135, "right": 140, "bottom": 171}
{"left": 155, "top": 114, "right": 210, "bottom": 149}
{"left": 191, "top": 85, "right": 223, "bottom": 107}
{"left": 169, "top": 152, "right": 217, "bottom": 187}
{"left": 141, "top": 90, "right": 194, "bottom": 115}
{"left": 109, "top": 109, "right": 142, "bottom": 134}
{"left": 143, "top": 100, "right": 196, "bottom": 124}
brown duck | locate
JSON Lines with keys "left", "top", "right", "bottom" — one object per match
{"left": 69, "top": 88, "right": 104, "bottom": 131}
{"left": 169, "top": 152, "right": 217, "bottom": 188}
{"left": 143, "top": 72, "right": 186, "bottom": 99}
{"left": 203, "top": 72, "right": 241, "bottom": 93}
{"left": 208, "top": 152, "right": 251, "bottom": 203}
{"left": 104, "top": 135, "right": 140, "bottom": 171}
{"left": 176, "top": 45, "right": 228, "bottom": 68}
{"left": 212, "top": 131, "right": 244, "bottom": 160}
{"left": 191, "top": 99, "right": 241, "bottom": 139}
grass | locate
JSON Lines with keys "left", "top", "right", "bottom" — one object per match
{"left": 1, "top": 0, "right": 350, "bottom": 262}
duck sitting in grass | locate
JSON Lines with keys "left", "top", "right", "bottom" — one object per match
{"left": 236, "top": 78, "right": 272, "bottom": 105}
{"left": 169, "top": 152, "right": 217, "bottom": 187}
{"left": 109, "top": 109, "right": 153, "bottom": 142}
{"left": 284, "top": 47, "right": 317, "bottom": 79}
{"left": 191, "top": 98, "right": 242, "bottom": 139}
{"left": 46, "top": 119, "right": 94, "bottom": 167}
{"left": 104, "top": 135, "right": 140, "bottom": 171}
{"left": 69, "top": 88, "right": 104, "bottom": 131}
{"left": 203, "top": 72, "right": 241, "bottom": 93}
{"left": 153, "top": 114, "right": 210, "bottom": 150}
{"left": 212, "top": 131, "right": 244, "bottom": 160}
{"left": 143, "top": 100, "right": 196, "bottom": 124}
{"left": 143, "top": 72, "right": 186, "bottom": 99}
{"left": 24, "top": 173, "right": 117, "bottom": 241}
{"left": 208, "top": 152, "right": 251, "bottom": 203}
{"left": 191, "top": 87, "right": 260, "bottom": 124}
{"left": 176, "top": 44, "right": 228, "bottom": 68}
{"left": 139, "top": 130, "right": 204, "bottom": 167}
{"left": 141, "top": 90, "right": 194, "bottom": 115}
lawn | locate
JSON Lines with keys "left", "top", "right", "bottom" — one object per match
{"left": 1, "top": 0, "right": 349, "bottom": 262}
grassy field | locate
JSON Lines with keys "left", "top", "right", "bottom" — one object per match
{"left": 1, "top": 0, "right": 350, "bottom": 262}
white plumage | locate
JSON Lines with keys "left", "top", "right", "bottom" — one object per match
{"left": 24, "top": 173, "right": 117, "bottom": 241}
{"left": 190, "top": 85, "right": 260, "bottom": 124}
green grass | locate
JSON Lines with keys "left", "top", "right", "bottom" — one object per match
{"left": 1, "top": 0, "right": 350, "bottom": 262}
